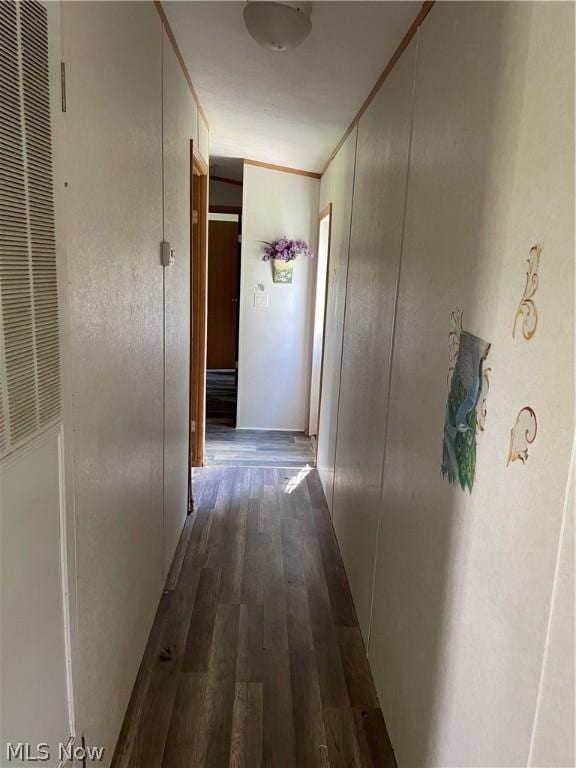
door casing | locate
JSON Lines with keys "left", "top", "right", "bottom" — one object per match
{"left": 311, "top": 203, "right": 333, "bottom": 459}
{"left": 189, "top": 145, "right": 208, "bottom": 485}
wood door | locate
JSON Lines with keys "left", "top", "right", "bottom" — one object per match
{"left": 207, "top": 218, "right": 240, "bottom": 369}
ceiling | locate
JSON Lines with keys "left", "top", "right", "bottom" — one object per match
{"left": 164, "top": 1, "right": 420, "bottom": 172}
{"left": 210, "top": 156, "right": 244, "bottom": 182}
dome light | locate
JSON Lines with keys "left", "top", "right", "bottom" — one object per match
{"left": 243, "top": 2, "right": 312, "bottom": 52}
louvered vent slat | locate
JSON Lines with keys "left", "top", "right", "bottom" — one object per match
{"left": 0, "top": 0, "right": 61, "bottom": 459}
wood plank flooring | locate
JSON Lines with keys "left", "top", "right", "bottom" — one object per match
{"left": 206, "top": 370, "right": 237, "bottom": 427}
{"left": 112, "top": 467, "right": 396, "bottom": 768}
{"left": 206, "top": 425, "right": 316, "bottom": 468}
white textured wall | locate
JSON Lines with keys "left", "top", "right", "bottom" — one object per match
{"left": 316, "top": 128, "right": 356, "bottom": 511}
{"left": 162, "top": 29, "right": 197, "bottom": 573}
{"left": 332, "top": 41, "right": 416, "bottom": 639}
{"left": 237, "top": 164, "right": 319, "bottom": 430}
{"left": 370, "top": 4, "right": 574, "bottom": 765}
{"left": 62, "top": 5, "right": 163, "bottom": 758}
{"left": 1, "top": 4, "right": 75, "bottom": 760}
{"left": 60, "top": 2, "right": 203, "bottom": 762}
{"left": 319, "top": 2, "right": 574, "bottom": 765}
{"left": 0, "top": 429, "right": 71, "bottom": 764}
{"left": 529, "top": 454, "right": 575, "bottom": 767}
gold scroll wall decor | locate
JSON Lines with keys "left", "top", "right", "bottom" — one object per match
{"left": 507, "top": 407, "right": 538, "bottom": 466}
{"left": 513, "top": 244, "right": 542, "bottom": 340}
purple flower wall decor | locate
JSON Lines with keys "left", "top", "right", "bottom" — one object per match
{"left": 260, "top": 237, "right": 313, "bottom": 262}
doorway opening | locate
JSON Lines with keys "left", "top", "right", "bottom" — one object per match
{"left": 189, "top": 144, "right": 208, "bottom": 483}
{"left": 200, "top": 159, "right": 317, "bottom": 470}
{"left": 206, "top": 210, "right": 241, "bottom": 428}
{"left": 308, "top": 203, "right": 332, "bottom": 455}
{"left": 204, "top": 158, "right": 244, "bottom": 465}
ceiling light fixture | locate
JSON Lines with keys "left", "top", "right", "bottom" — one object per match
{"left": 243, "top": 2, "right": 312, "bottom": 52}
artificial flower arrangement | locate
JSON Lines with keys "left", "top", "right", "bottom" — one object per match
{"left": 260, "top": 237, "right": 313, "bottom": 284}
{"left": 261, "top": 237, "right": 313, "bottom": 262}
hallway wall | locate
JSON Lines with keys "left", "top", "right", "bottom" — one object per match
{"left": 318, "top": 2, "right": 574, "bottom": 765}
{"left": 237, "top": 163, "right": 319, "bottom": 430}
{"left": 529, "top": 452, "right": 574, "bottom": 767}
{"left": 60, "top": 2, "right": 205, "bottom": 762}
{"left": 316, "top": 127, "right": 357, "bottom": 511}
{"left": 0, "top": 2, "right": 75, "bottom": 758}
{"left": 332, "top": 39, "right": 417, "bottom": 639}
{"left": 162, "top": 26, "right": 197, "bottom": 578}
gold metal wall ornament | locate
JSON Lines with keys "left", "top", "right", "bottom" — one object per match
{"left": 507, "top": 407, "right": 538, "bottom": 465}
{"left": 513, "top": 245, "right": 542, "bottom": 340}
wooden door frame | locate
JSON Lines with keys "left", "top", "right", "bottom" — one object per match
{"left": 189, "top": 144, "right": 209, "bottom": 486}
{"left": 312, "top": 203, "right": 333, "bottom": 461}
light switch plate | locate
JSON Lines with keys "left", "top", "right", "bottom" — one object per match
{"left": 254, "top": 293, "right": 269, "bottom": 308}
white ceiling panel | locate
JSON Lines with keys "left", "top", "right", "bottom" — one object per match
{"left": 164, "top": 1, "right": 420, "bottom": 171}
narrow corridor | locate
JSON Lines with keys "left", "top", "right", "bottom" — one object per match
{"left": 114, "top": 467, "right": 394, "bottom": 767}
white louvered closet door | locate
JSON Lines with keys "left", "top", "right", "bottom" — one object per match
{"left": 1, "top": 2, "right": 73, "bottom": 762}
{"left": 0, "top": 0, "right": 61, "bottom": 459}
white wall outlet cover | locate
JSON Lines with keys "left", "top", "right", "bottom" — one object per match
{"left": 254, "top": 293, "right": 269, "bottom": 308}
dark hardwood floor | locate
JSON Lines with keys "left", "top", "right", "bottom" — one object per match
{"left": 112, "top": 467, "right": 396, "bottom": 768}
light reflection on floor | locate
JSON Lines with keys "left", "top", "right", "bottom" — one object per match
{"left": 284, "top": 464, "right": 312, "bottom": 494}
